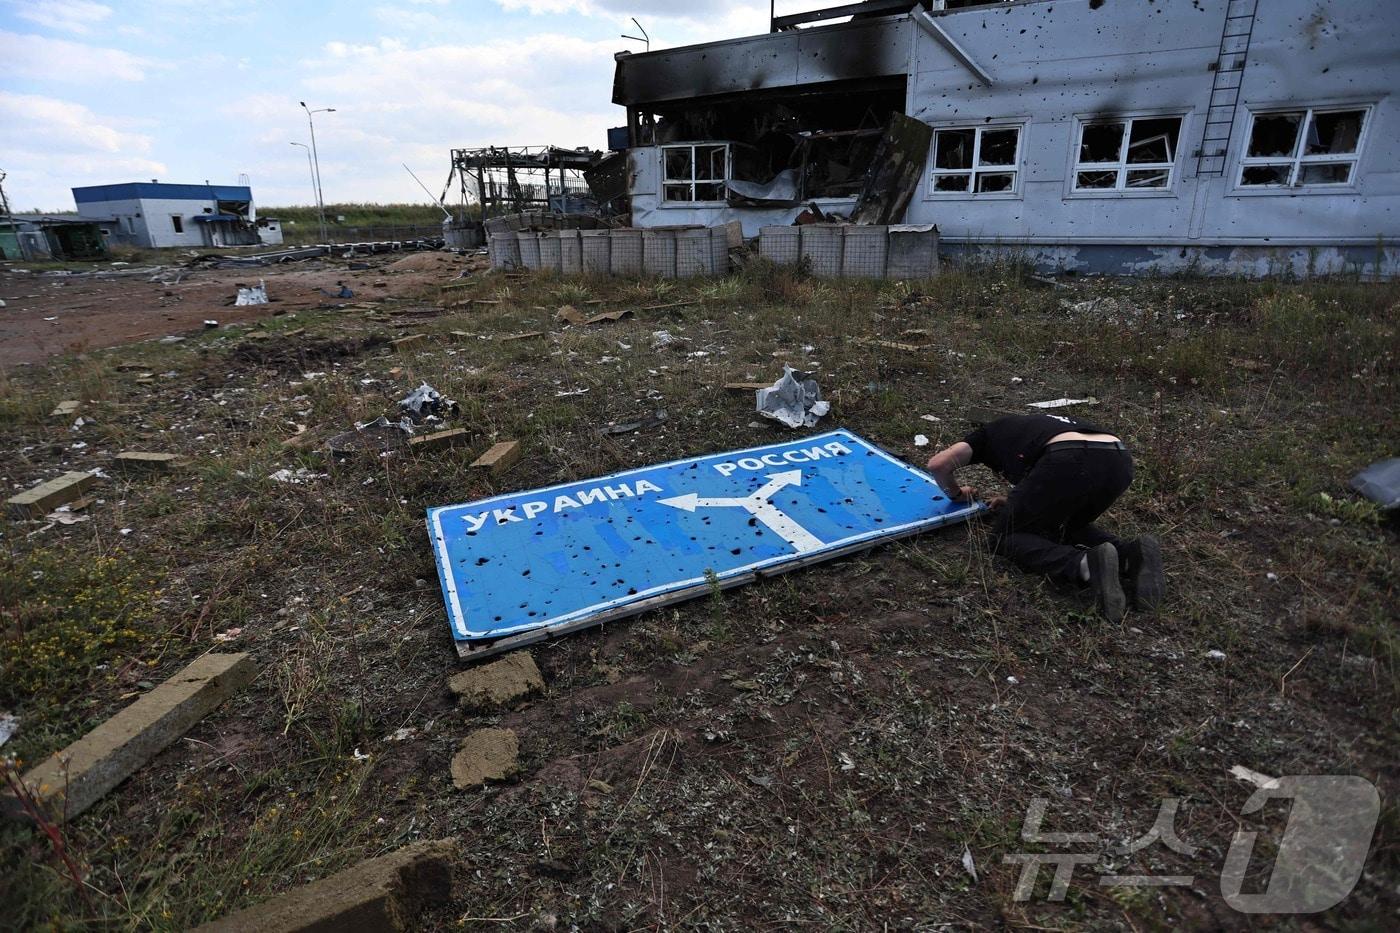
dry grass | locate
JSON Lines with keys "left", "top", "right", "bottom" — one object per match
{"left": 1, "top": 255, "right": 1396, "bottom": 928}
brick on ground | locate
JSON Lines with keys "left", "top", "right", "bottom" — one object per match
{"left": 470, "top": 440, "right": 521, "bottom": 476}
{"left": 1, "top": 653, "right": 256, "bottom": 822}
{"left": 6, "top": 471, "right": 96, "bottom": 520}
{"left": 409, "top": 428, "right": 471, "bottom": 453}
{"left": 114, "top": 451, "right": 183, "bottom": 473}
{"left": 447, "top": 652, "right": 543, "bottom": 710}
{"left": 193, "top": 838, "right": 456, "bottom": 933}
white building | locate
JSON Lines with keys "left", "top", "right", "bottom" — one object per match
{"left": 72, "top": 182, "right": 283, "bottom": 249}
{"left": 610, "top": 0, "right": 1399, "bottom": 277}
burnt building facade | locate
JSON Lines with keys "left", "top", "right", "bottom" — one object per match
{"left": 610, "top": 0, "right": 1399, "bottom": 277}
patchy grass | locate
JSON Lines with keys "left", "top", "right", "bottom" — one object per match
{"left": 0, "top": 255, "right": 1396, "bottom": 928}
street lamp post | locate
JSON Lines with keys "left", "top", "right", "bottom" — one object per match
{"left": 289, "top": 143, "right": 317, "bottom": 239}
{"left": 299, "top": 101, "right": 335, "bottom": 243}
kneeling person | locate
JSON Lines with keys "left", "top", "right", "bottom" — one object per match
{"left": 926, "top": 413, "right": 1164, "bottom": 621}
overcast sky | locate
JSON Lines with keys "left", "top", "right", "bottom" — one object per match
{"left": 0, "top": 0, "right": 845, "bottom": 211}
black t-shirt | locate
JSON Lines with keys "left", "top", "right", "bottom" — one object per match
{"left": 962, "top": 413, "right": 1113, "bottom": 483}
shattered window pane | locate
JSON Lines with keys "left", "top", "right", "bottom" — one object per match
{"left": 1306, "top": 110, "right": 1363, "bottom": 155}
{"left": 976, "top": 172, "right": 1015, "bottom": 192}
{"left": 1076, "top": 170, "right": 1118, "bottom": 189}
{"left": 693, "top": 182, "right": 725, "bottom": 201}
{"left": 935, "top": 129, "right": 975, "bottom": 170}
{"left": 1240, "top": 164, "right": 1292, "bottom": 186}
{"left": 934, "top": 174, "right": 971, "bottom": 192}
{"left": 1080, "top": 123, "right": 1124, "bottom": 163}
{"left": 979, "top": 129, "right": 1018, "bottom": 166}
{"left": 664, "top": 184, "right": 693, "bottom": 201}
{"left": 664, "top": 147, "right": 692, "bottom": 181}
{"left": 1299, "top": 162, "right": 1352, "bottom": 185}
{"left": 1247, "top": 113, "right": 1302, "bottom": 158}
{"left": 1126, "top": 118, "right": 1179, "bottom": 164}
{"left": 1126, "top": 169, "right": 1170, "bottom": 188}
{"left": 696, "top": 145, "right": 727, "bottom": 181}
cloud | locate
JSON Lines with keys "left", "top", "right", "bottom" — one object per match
{"left": 11, "top": 0, "right": 114, "bottom": 35}
{"left": 0, "top": 92, "right": 165, "bottom": 209}
{"left": 0, "top": 29, "right": 152, "bottom": 82}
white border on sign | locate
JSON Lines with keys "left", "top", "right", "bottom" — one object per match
{"left": 427, "top": 429, "right": 979, "bottom": 640}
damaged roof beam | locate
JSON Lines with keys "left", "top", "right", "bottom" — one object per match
{"left": 773, "top": 0, "right": 921, "bottom": 31}
{"left": 914, "top": 9, "right": 992, "bottom": 86}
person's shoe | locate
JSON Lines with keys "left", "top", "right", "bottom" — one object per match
{"left": 1086, "top": 542, "right": 1126, "bottom": 623}
{"left": 1120, "top": 536, "right": 1165, "bottom": 612}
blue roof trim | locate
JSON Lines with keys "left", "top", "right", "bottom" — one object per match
{"left": 72, "top": 183, "right": 253, "bottom": 204}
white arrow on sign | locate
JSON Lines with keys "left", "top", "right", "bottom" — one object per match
{"left": 659, "top": 469, "right": 824, "bottom": 554}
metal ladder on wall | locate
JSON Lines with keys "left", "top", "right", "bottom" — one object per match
{"left": 1195, "top": 0, "right": 1259, "bottom": 176}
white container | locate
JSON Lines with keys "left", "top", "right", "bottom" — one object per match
{"left": 609, "top": 229, "right": 643, "bottom": 275}
{"left": 841, "top": 226, "right": 889, "bottom": 279}
{"left": 580, "top": 229, "right": 612, "bottom": 274}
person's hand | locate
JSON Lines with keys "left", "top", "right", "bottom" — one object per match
{"left": 925, "top": 454, "right": 939, "bottom": 471}
{"left": 987, "top": 495, "right": 1008, "bottom": 510}
{"left": 956, "top": 485, "right": 978, "bottom": 502}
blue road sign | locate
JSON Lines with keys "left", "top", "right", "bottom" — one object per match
{"left": 427, "top": 429, "right": 982, "bottom": 655}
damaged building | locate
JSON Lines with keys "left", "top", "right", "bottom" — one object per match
{"left": 607, "top": 0, "right": 1399, "bottom": 277}
{"left": 72, "top": 181, "right": 283, "bottom": 250}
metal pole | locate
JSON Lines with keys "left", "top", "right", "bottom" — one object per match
{"left": 0, "top": 170, "right": 31, "bottom": 261}
{"left": 290, "top": 143, "right": 316, "bottom": 238}
{"left": 300, "top": 102, "right": 334, "bottom": 243}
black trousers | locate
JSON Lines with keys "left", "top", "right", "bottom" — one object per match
{"left": 990, "top": 445, "right": 1134, "bottom": 584}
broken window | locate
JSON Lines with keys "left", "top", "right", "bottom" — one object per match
{"left": 930, "top": 125, "right": 1021, "bottom": 195}
{"left": 171, "top": 215, "right": 183, "bottom": 234}
{"left": 1238, "top": 107, "right": 1367, "bottom": 188}
{"left": 1073, "top": 116, "right": 1182, "bottom": 191}
{"left": 662, "top": 143, "right": 729, "bottom": 203}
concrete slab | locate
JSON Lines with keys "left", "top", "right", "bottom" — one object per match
{"left": 450, "top": 728, "right": 519, "bottom": 788}
{"left": 447, "top": 652, "right": 543, "bottom": 710}
{"left": 391, "top": 334, "right": 427, "bottom": 353}
{"left": 2, "top": 653, "right": 256, "bottom": 821}
{"left": 194, "top": 838, "right": 456, "bottom": 933}
{"left": 6, "top": 471, "right": 97, "bottom": 520}
{"left": 50, "top": 400, "right": 82, "bottom": 418}
{"left": 469, "top": 441, "right": 521, "bottom": 476}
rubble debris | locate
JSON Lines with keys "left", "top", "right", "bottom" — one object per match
{"left": 470, "top": 440, "right": 522, "bottom": 476}
{"left": 961, "top": 845, "right": 979, "bottom": 883}
{"left": 1229, "top": 764, "right": 1279, "bottom": 789}
{"left": 397, "top": 382, "right": 459, "bottom": 424}
{"left": 724, "top": 382, "right": 771, "bottom": 393}
{"left": 327, "top": 417, "right": 413, "bottom": 455}
{"left": 501, "top": 331, "right": 545, "bottom": 342}
{"left": 268, "top": 467, "right": 327, "bottom": 484}
{"left": 914, "top": 434, "right": 930, "bottom": 447}
{"left": 7, "top": 471, "right": 96, "bottom": 519}
{"left": 1028, "top": 397, "right": 1099, "bottom": 409}
{"left": 584, "top": 309, "right": 633, "bottom": 326}
{"left": 2, "top": 654, "right": 256, "bottom": 822}
{"left": 447, "top": 651, "right": 544, "bottom": 710}
{"left": 203, "top": 319, "right": 218, "bottom": 329}
{"left": 391, "top": 334, "right": 428, "bottom": 353}
{"left": 319, "top": 282, "right": 354, "bottom": 299}
{"left": 857, "top": 337, "right": 928, "bottom": 353}
{"left": 555, "top": 305, "right": 587, "bottom": 325}
{"left": 409, "top": 428, "right": 472, "bottom": 452}
{"left": 45, "top": 507, "right": 89, "bottom": 525}
{"left": 50, "top": 400, "right": 81, "bottom": 418}
{"left": 756, "top": 366, "right": 829, "bottom": 429}
{"left": 233, "top": 280, "right": 269, "bottom": 306}
{"left": 113, "top": 451, "right": 183, "bottom": 473}
{"left": 193, "top": 838, "right": 457, "bottom": 933}
{"left": 450, "top": 728, "right": 520, "bottom": 788}
{"left": 1349, "top": 458, "right": 1400, "bottom": 509}
{"left": 851, "top": 114, "right": 935, "bottom": 226}
{"left": 600, "top": 409, "right": 668, "bottom": 435}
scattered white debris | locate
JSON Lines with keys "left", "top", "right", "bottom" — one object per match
{"left": 757, "top": 365, "right": 830, "bottom": 429}
{"left": 651, "top": 330, "right": 676, "bottom": 348}
{"left": 1229, "top": 764, "right": 1278, "bottom": 789}
{"left": 0, "top": 711, "right": 19, "bottom": 748}
{"left": 234, "top": 279, "right": 268, "bottom": 306}
{"left": 961, "top": 845, "right": 979, "bottom": 882}
{"left": 838, "top": 751, "right": 856, "bottom": 771}
{"left": 204, "top": 320, "right": 218, "bottom": 328}
{"left": 555, "top": 388, "right": 589, "bottom": 397}
{"left": 351, "top": 748, "right": 370, "bottom": 762}
{"left": 213, "top": 627, "right": 243, "bottom": 642}
{"left": 45, "top": 506, "right": 89, "bottom": 525}
{"left": 119, "top": 527, "right": 133, "bottom": 536}
{"left": 1266, "top": 572, "right": 1279, "bottom": 582}
{"left": 387, "top": 727, "right": 418, "bottom": 742}
{"left": 914, "top": 434, "right": 930, "bottom": 447}
{"left": 268, "top": 467, "right": 325, "bottom": 484}
{"left": 1029, "top": 397, "right": 1098, "bottom": 409}
{"left": 1205, "top": 649, "right": 1227, "bottom": 661}
{"left": 1006, "top": 676, "right": 1019, "bottom": 685}
{"left": 920, "top": 414, "right": 940, "bottom": 423}
{"left": 1010, "top": 376, "right": 1023, "bottom": 384}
